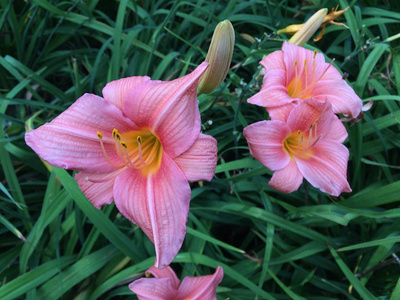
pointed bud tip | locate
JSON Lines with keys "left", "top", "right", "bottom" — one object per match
{"left": 198, "top": 20, "right": 235, "bottom": 95}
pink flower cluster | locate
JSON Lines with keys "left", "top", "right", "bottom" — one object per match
{"left": 24, "top": 40, "right": 363, "bottom": 299}
{"left": 244, "top": 42, "right": 363, "bottom": 196}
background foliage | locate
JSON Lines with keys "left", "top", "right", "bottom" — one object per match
{"left": 1, "top": 0, "right": 400, "bottom": 299}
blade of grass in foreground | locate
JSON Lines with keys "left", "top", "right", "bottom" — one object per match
{"left": 53, "top": 168, "right": 144, "bottom": 261}
{"left": 328, "top": 246, "right": 376, "bottom": 299}
{"left": 36, "top": 245, "right": 118, "bottom": 299}
{"left": 337, "top": 236, "right": 400, "bottom": 252}
{"left": 0, "top": 256, "right": 76, "bottom": 300}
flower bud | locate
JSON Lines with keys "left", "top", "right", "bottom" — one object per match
{"left": 288, "top": 8, "right": 328, "bottom": 46}
{"left": 198, "top": 20, "right": 235, "bottom": 95}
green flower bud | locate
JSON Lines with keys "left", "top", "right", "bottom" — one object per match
{"left": 198, "top": 20, "right": 235, "bottom": 95}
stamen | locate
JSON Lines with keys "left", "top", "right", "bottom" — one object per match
{"left": 113, "top": 140, "right": 123, "bottom": 162}
{"left": 317, "top": 58, "right": 335, "bottom": 81}
{"left": 297, "top": 130, "right": 301, "bottom": 151}
{"left": 143, "top": 140, "right": 160, "bottom": 165}
{"left": 304, "top": 59, "right": 308, "bottom": 88}
{"left": 97, "top": 131, "right": 123, "bottom": 167}
{"left": 312, "top": 51, "right": 317, "bottom": 84}
{"left": 291, "top": 60, "right": 300, "bottom": 97}
{"left": 120, "top": 141, "right": 137, "bottom": 168}
{"left": 112, "top": 128, "right": 122, "bottom": 141}
{"left": 137, "top": 136, "right": 147, "bottom": 166}
{"left": 305, "top": 119, "right": 320, "bottom": 150}
{"left": 308, "top": 134, "right": 322, "bottom": 148}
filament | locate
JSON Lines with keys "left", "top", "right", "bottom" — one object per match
{"left": 317, "top": 58, "right": 335, "bottom": 82}
{"left": 97, "top": 131, "right": 123, "bottom": 167}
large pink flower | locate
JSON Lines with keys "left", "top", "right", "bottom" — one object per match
{"left": 243, "top": 98, "right": 351, "bottom": 196}
{"left": 248, "top": 41, "right": 362, "bottom": 121}
{"left": 25, "top": 62, "right": 218, "bottom": 268}
{"left": 129, "top": 266, "right": 223, "bottom": 300}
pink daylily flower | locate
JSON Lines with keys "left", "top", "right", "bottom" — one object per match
{"left": 129, "top": 266, "right": 223, "bottom": 300}
{"left": 248, "top": 41, "right": 363, "bottom": 121}
{"left": 25, "top": 62, "right": 218, "bottom": 268}
{"left": 243, "top": 98, "right": 351, "bottom": 196}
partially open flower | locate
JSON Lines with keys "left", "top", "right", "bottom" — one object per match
{"left": 198, "top": 20, "right": 235, "bottom": 95}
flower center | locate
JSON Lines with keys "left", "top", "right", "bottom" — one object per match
{"left": 283, "top": 120, "right": 320, "bottom": 159}
{"left": 97, "top": 128, "right": 162, "bottom": 175}
{"left": 287, "top": 51, "right": 334, "bottom": 99}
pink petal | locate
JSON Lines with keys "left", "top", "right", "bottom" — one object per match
{"left": 260, "top": 50, "right": 285, "bottom": 71}
{"left": 243, "top": 120, "right": 291, "bottom": 171}
{"left": 173, "top": 133, "right": 217, "bottom": 182}
{"left": 269, "top": 160, "right": 303, "bottom": 193}
{"left": 313, "top": 79, "right": 362, "bottom": 118}
{"left": 102, "top": 76, "right": 150, "bottom": 110}
{"left": 266, "top": 103, "right": 295, "bottom": 122}
{"left": 146, "top": 266, "right": 180, "bottom": 290}
{"left": 286, "top": 98, "right": 328, "bottom": 133}
{"left": 296, "top": 139, "right": 351, "bottom": 196}
{"left": 286, "top": 98, "right": 348, "bottom": 143}
{"left": 113, "top": 154, "right": 191, "bottom": 268}
{"left": 308, "top": 99, "right": 348, "bottom": 143}
{"left": 316, "top": 61, "right": 343, "bottom": 81}
{"left": 25, "top": 93, "right": 137, "bottom": 173}
{"left": 177, "top": 266, "right": 224, "bottom": 300}
{"left": 74, "top": 168, "right": 124, "bottom": 209}
{"left": 123, "top": 62, "right": 208, "bottom": 158}
{"left": 247, "top": 69, "right": 294, "bottom": 108}
{"left": 282, "top": 42, "right": 326, "bottom": 87}
{"left": 129, "top": 277, "right": 178, "bottom": 300}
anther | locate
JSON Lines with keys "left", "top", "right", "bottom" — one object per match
{"left": 97, "top": 131, "right": 123, "bottom": 167}
{"left": 137, "top": 136, "right": 147, "bottom": 166}
{"left": 112, "top": 129, "right": 121, "bottom": 140}
{"left": 342, "top": 72, "right": 349, "bottom": 80}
